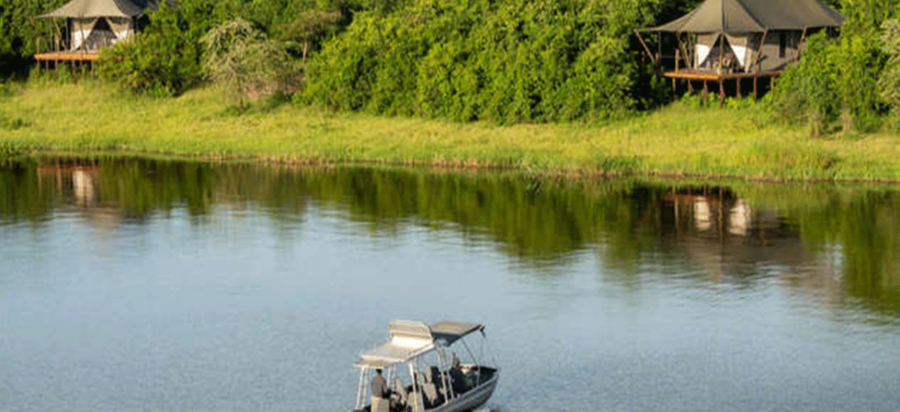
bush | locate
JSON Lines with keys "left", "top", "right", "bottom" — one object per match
{"left": 97, "top": 1, "right": 211, "bottom": 95}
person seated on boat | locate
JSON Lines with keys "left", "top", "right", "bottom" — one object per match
{"left": 449, "top": 352, "right": 468, "bottom": 396}
{"left": 371, "top": 369, "right": 391, "bottom": 412}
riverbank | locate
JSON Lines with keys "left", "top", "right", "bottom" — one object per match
{"left": 1, "top": 81, "right": 899, "bottom": 181}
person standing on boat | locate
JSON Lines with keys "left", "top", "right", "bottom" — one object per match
{"left": 371, "top": 369, "right": 390, "bottom": 412}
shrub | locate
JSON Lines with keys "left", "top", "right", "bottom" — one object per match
{"left": 97, "top": 1, "right": 210, "bottom": 95}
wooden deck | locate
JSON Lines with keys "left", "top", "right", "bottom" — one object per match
{"left": 663, "top": 70, "right": 783, "bottom": 81}
{"left": 34, "top": 52, "right": 99, "bottom": 62}
{"left": 661, "top": 69, "right": 784, "bottom": 104}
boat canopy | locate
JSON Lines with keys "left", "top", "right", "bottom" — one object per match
{"left": 356, "top": 320, "right": 484, "bottom": 368}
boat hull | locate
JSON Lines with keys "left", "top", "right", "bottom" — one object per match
{"left": 430, "top": 372, "right": 499, "bottom": 412}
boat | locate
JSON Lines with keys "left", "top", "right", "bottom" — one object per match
{"left": 352, "top": 320, "right": 500, "bottom": 412}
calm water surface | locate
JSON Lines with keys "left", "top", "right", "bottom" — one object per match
{"left": 1, "top": 157, "right": 900, "bottom": 412}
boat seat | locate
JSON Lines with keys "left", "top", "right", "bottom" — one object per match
{"left": 421, "top": 383, "right": 440, "bottom": 407}
{"left": 393, "top": 377, "right": 408, "bottom": 406}
{"left": 407, "top": 391, "right": 425, "bottom": 412}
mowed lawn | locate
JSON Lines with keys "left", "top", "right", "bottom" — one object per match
{"left": 2, "top": 81, "right": 899, "bottom": 181}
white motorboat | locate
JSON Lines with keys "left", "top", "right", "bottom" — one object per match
{"left": 352, "top": 320, "right": 500, "bottom": 412}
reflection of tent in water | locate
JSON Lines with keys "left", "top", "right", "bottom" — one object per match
{"left": 35, "top": 0, "right": 174, "bottom": 71}
{"left": 639, "top": 0, "right": 844, "bottom": 101}
{"left": 663, "top": 188, "right": 815, "bottom": 280}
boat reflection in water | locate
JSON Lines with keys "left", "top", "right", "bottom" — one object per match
{"left": 353, "top": 321, "right": 499, "bottom": 412}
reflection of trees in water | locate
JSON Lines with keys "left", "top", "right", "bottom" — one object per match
{"left": 1, "top": 157, "right": 898, "bottom": 316}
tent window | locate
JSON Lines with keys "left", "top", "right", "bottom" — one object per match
{"left": 779, "top": 33, "right": 786, "bottom": 59}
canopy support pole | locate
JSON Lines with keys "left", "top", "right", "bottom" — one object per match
{"left": 634, "top": 30, "right": 658, "bottom": 65}
{"left": 752, "top": 28, "right": 769, "bottom": 74}
{"left": 719, "top": 79, "right": 724, "bottom": 108}
{"left": 753, "top": 76, "right": 758, "bottom": 100}
{"left": 409, "top": 363, "right": 421, "bottom": 412}
{"left": 675, "top": 32, "right": 691, "bottom": 69}
{"left": 796, "top": 26, "right": 809, "bottom": 62}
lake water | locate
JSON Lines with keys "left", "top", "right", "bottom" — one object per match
{"left": 1, "top": 156, "right": 899, "bottom": 412}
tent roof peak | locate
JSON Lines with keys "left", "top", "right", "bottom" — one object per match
{"left": 650, "top": 0, "right": 844, "bottom": 33}
{"left": 40, "top": 0, "right": 171, "bottom": 19}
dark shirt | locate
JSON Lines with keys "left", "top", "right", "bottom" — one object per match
{"left": 371, "top": 374, "right": 389, "bottom": 399}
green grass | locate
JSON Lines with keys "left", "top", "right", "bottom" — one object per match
{"left": 1, "top": 80, "right": 899, "bottom": 181}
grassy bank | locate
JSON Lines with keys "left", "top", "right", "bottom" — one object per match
{"left": 1, "top": 81, "right": 899, "bottom": 181}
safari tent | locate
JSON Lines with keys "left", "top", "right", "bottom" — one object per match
{"left": 637, "top": 0, "right": 844, "bottom": 101}
{"left": 39, "top": 0, "right": 166, "bottom": 53}
{"left": 651, "top": 0, "right": 844, "bottom": 73}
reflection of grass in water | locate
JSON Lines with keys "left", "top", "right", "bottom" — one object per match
{"left": 2, "top": 82, "right": 900, "bottom": 181}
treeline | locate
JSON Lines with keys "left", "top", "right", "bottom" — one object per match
{"left": 1, "top": 0, "right": 899, "bottom": 130}
{"left": 302, "top": 0, "right": 676, "bottom": 122}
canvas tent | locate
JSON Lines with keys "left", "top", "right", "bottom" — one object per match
{"left": 650, "top": 0, "right": 844, "bottom": 73}
{"left": 40, "top": 0, "right": 167, "bottom": 52}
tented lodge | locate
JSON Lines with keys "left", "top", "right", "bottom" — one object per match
{"left": 640, "top": 0, "right": 844, "bottom": 101}
{"left": 34, "top": 0, "right": 171, "bottom": 71}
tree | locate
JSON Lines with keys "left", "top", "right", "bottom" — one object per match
{"left": 278, "top": 10, "right": 342, "bottom": 72}
{"left": 201, "top": 18, "right": 299, "bottom": 109}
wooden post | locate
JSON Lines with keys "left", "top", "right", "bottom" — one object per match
{"left": 676, "top": 50, "right": 680, "bottom": 72}
{"left": 753, "top": 76, "right": 758, "bottom": 100}
{"left": 688, "top": 80, "right": 694, "bottom": 94}
{"left": 752, "top": 28, "right": 769, "bottom": 73}
{"left": 719, "top": 79, "right": 725, "bottom": 108}
{"left": 796, "top": 26, "right": 809, "bottom": 62}
{"left": 634, "top": 30, "right": 658, "bottom": 65}
{"left": 703, "top": 80, "right": 709, "bottom": 100}
{"left": 658, "top": 31, "right": 662, "bottom": 63}
{"left": 718, "top": 34, "right": 724, "bottom": 73}
{"left": 675, "top": 32, "right": 691, "bottom": 69}
{"left": 736, "top": 78, "right": 742, "bottom": 99}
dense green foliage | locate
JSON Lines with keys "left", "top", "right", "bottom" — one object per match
{"left": 97, "top": 2, "right": 207, "bottom": 95}
{"left": 303, "top": 0, "right": 669, "bottom": 123}
{"left": 2, "top": 0, "right": 898, "bottom": 130}
{"left": 0, "top": 0, "right": 66, "bottom": 77}
{"left": 96, "top": 0, "right": 349, "bottom": 95}
{"left": 770, "top": 0, "right": 899, "bottom": 134}
{"left": 880, "top": 19, "right": 900, "bottom": 126}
